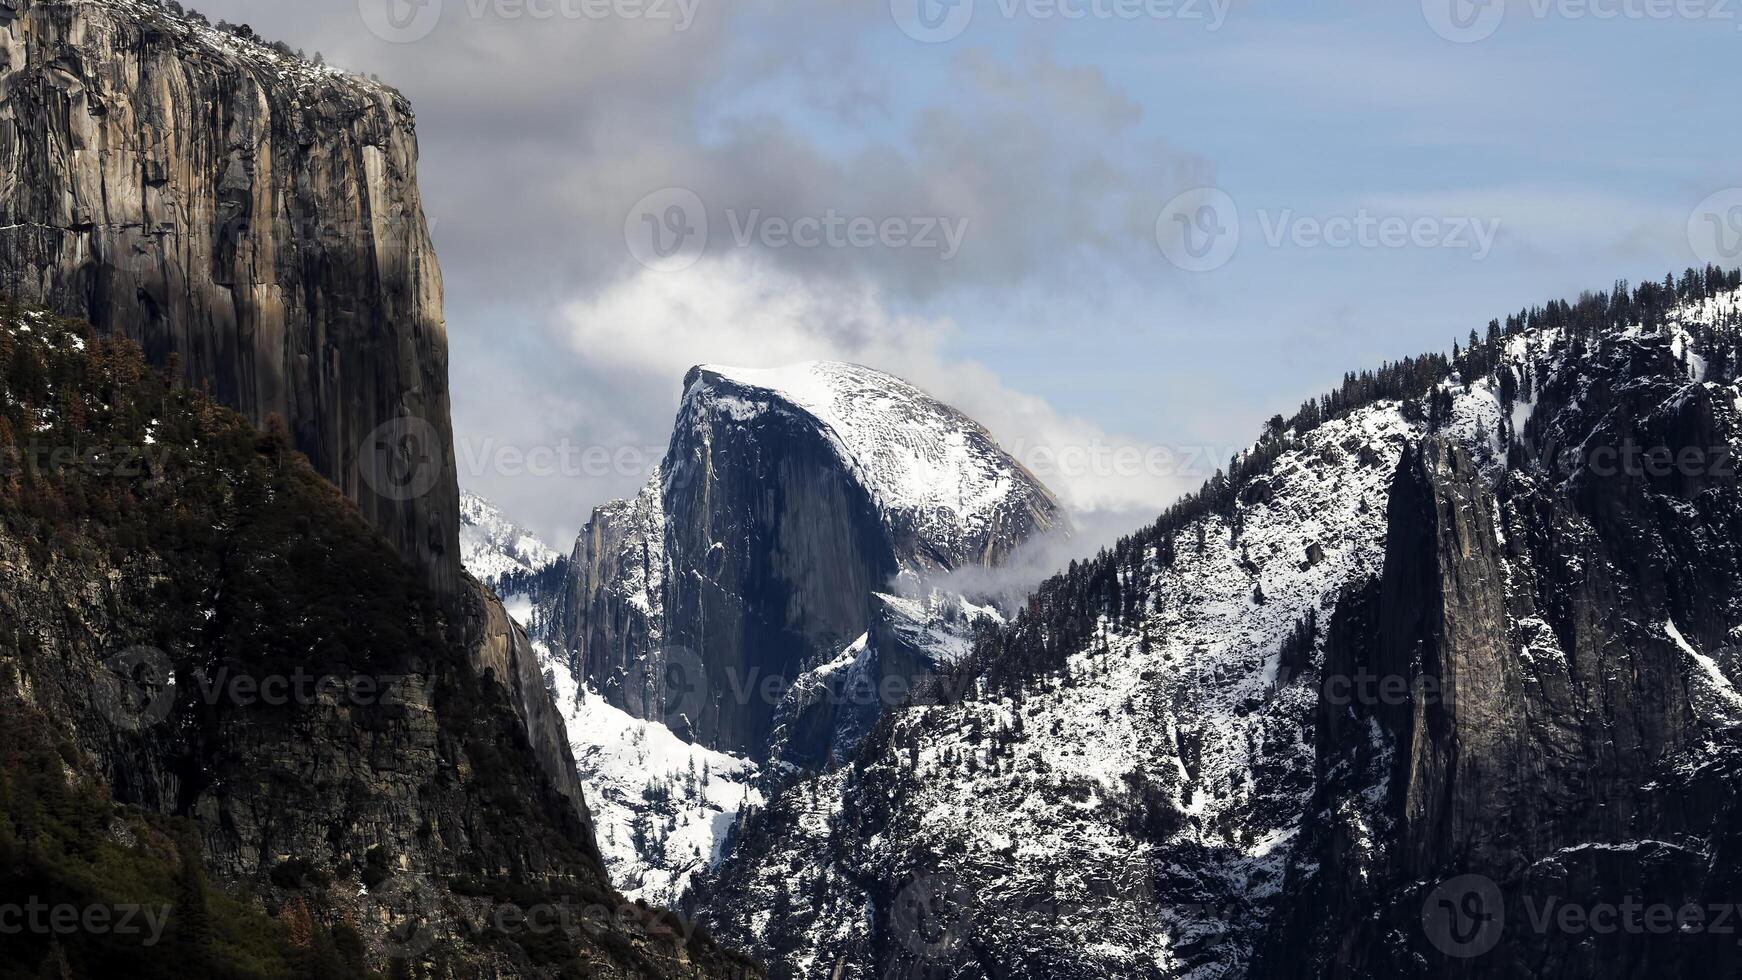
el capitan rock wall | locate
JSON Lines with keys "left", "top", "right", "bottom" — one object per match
{"left": 0, "top": 0, "right": 460, "bottom": 592}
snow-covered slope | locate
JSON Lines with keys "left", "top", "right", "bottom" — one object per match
{"left": 459, "top": 490, "right": 562, "bottom": 623}
{"left": 696, "top": 278, "right": 1742, "bottom": 980}
{"left": 535, "top": 640, "right": 764, "bottom": 907}
{"left": 699, "top": 394, "right": 1420, "bottom": 978}
{"left": 538, "top": 360, "right": 1070, "bottom": 911}
{"left": 460, "top": 490, "right": 560, "bottom": 582}
{"left": 458, "top": 493, "right": 750, "bottom": 905}
{"left": 549, "top": 360, "right": 1067, "bottom": 755}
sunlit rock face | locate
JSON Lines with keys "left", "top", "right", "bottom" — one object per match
{"left": 0, "top": 0, "right": 461, "bottom": 593}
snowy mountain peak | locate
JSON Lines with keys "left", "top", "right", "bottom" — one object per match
{"left": 460, "top": 491, "right": 560, "bottom": 580}
{"left": 459, "top": 491, "right": 564, "bottom": 626}
{"left": 682, "top": 361, "right": 1066, "bottom": 572}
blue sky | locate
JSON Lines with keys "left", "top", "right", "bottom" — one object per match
{"left": 202, "top": 0, "right": 1742, "bottom": 546}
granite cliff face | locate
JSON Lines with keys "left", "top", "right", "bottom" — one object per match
{"left": 548, "top": 361, "right": 1065, "bottom": 761}
{"left": 0, "top": 4, "right": 754, "bottom": 973}
{"left": 1258, "top": 316, "right": 1742, "bottom": 978}
{"left": 0, "top": 0, "right": 460, "bottom": 593}
{"left": 0, "top": 308, "right": 757, "bottom": 978}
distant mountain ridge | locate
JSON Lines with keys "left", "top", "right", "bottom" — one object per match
{"left": 461, "top": 489, "right": 567, "bottom": 628}
{"left": 461, "top": 490, "right": 562, "bottom": 584}
{"left": 693, "top": 269, "right": 1742, "bottom": 980}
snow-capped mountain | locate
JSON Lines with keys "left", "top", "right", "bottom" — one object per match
{"left": 459, "top": 490, "right": 565, "bottom": 624}
{"left": 548, "top": 360, "right": 1067, "bottom": 759}
{"left": 768, "top": 590, "right": 1006, "bottom": 770}
{"left": 461, "top": 490, "right": 562, "bottom": 582}
{"left": 458, "top": 491, "right": 765, "bottom": 907}
{"left": 682, "top": 362, "right": 1063, "bottom": 575}
{"left": 697, "top": 376, "right": 1417, "bottom": 979}
{"left": 693, "top": 273, "right": 1742, "bottom": 980}
{"left": 525, "top": 360, "right": 1067, "bottom": 916}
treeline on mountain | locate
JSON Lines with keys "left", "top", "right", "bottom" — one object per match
{"left": 930, "top": 266, "right": 1742, "bottom": 702}
{"left": 143, "top": 0, "right": 332, "bottom": 66}
{"left": 492, "top": 560, "right": 569, "bottom": 604}
{"left": 0, "top": 300, "right": 446, "bottom": 680}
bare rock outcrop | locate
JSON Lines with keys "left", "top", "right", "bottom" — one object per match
{"left": 0, "top": 0, "right": 460, "bottom": 593}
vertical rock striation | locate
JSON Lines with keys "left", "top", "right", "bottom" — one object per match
{"left": 1259, "top": 321, "right": 1742, "bottom": 978}
{"left": 0, "top": 0, "right": 460, "bottom": 593}
{"left": 549, "top": 361, "right": 1066, "bottom": 762}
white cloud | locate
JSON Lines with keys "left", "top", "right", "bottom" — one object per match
{"left": 558, "top": 256, "right": 1194, "bottom": 526}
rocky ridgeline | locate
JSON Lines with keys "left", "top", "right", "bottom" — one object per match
{"left": 693, "top": 279, "right": 1742, "bottom": 980}
{"left": 520, "top": 361, "right": 1064, "bottom": 922}
{"left": 0, "top": 1, "right": 759, "bottom": 975}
